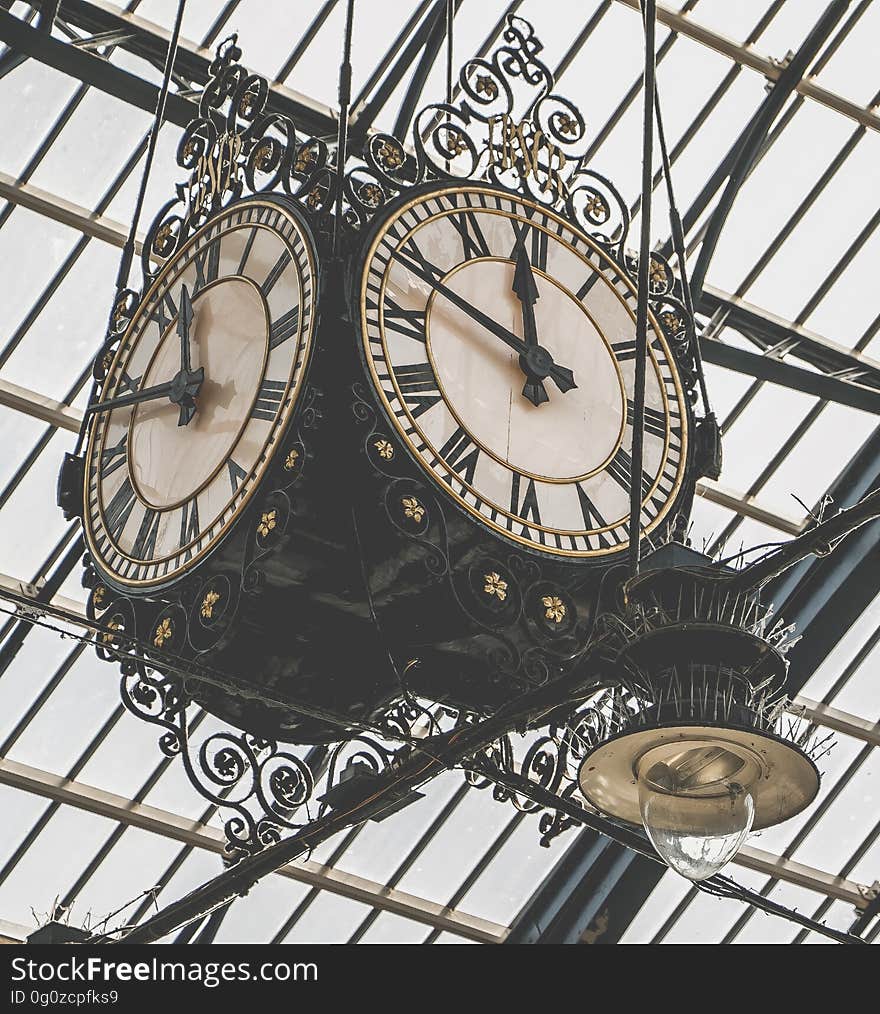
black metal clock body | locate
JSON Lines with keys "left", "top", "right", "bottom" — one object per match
{"left": 79, "top": 193, "right": 403, "bottom": 743}
{"left": 342, "top": 180, "right": 699, "bottom": 712}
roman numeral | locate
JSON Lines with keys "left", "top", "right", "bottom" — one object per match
{"left": 192, "top": 239, "right": 221, "bottom": 291}
{"left": 509, "top": 472, "right": 542, "bottom": 527}
{"left": 383, "top": 298, "right": 426, "bottom": 343}
{"left": 438, "top": 426, "right": 480, "bottom": 485}
{"left": 626, "top": 401, "right": 667, "bottom": 438}
{"left": 100, "top": 434, "right": 127, "bottom": 479}
{"left": 577, "top": 484, "right": 609, "bottom": 530}
{"left": 237, "top": 227, "right": 259, "bottom": 276}
{"left": 105, "top": 477, "right": 136, "bottom": 541}
{"left": 510, "top": 219, "right": 548, "bottom": 270}
{"left": 396, "top": 362, "right": 441, "bottom": 418}
{"left": 606, "top": 448, "right": 652, "bottom": 496}
{"left": 251, "top": 379, "right": 286, "bottom": 421}
{"left": 576, "top": 274, "right": 599, "bottom": 300}
{"left": 612, "top": 340, "right": 637, "bottom": 362}
{"left": 269, "top": 305, "right": 300, "bottom": 349}
{"left": 149, "top": 290, "right": 178, "bottom": 335}
{"left": 180, "top": 497, "right": 200, "bottom": 557}
{"left": 449, "top": 210, "right": 491, "bottom": 262}
{"left": 262, "top": 250, "right": 291, "bottom": 296}
{"left": 132, "top": 508, "right": 161, "bottom": 560}
{"left": 227, "top": 459, "right": 247, "bottom": 492}
{"left": 118, "top": 372, "right": 140, "bottom": 395}
{"left": 398, "top": 238, "right": 441, "bottom": 282}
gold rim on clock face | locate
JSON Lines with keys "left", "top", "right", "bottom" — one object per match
{"left": 84, "top": 198, "right": 317, "bottom": 588}
{"left": 359, "top": 184, "right": 689, "bottom": 558}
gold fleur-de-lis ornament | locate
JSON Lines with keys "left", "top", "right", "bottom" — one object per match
{"left": 542, "top": 595, "right": 566, "bottom": 624}
{"left": 401, "top": 497, "right": 425, "bottom": 523}
{"left": 257, "top": 510, "right": 277, "bottom": 537}
{"left": 483, "top": 572, "right": 508, "bottom": 602}
{"left": 153, "top": 617, "right": 173, "bottom": 648}
{"left": 200, "top": 590, "right": 221, "bottom": 620}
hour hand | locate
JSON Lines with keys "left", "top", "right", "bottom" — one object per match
{"left": 512, "top": 245, "right": 550, "bottom": 406}
{"left": 512, "top": 243, "right": 540, "bottom": 318}
{"left": 549, "top": 363, "right": 576, "bottom": 393}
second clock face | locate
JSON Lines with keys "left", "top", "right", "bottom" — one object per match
{"left": 359, "top": 184, "right": 689, "bottom": 558}
{"left": 84, "top": 198, "right": 317, "bottom": 588}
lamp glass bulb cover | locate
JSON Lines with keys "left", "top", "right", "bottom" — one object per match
{"left": 637, "top": 745, "right": 755, "bottom": 881}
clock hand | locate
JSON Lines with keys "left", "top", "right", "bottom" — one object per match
{"left": 178, "top": 283, "right": 194, "bottom": 372}
{"left": 176, "top": 284, "right": 198, "bottom": 426}
{"left": 512, "top": 244, "right": 549, "bottom": 407}
{"left": 86, "top": 379, "right": 176, "bottom": 415}
{"left": 395, "top": 248, "right": 577, "bottom": 396}
{"left": 85, "top": 367, "right": 205, "bottom": 417}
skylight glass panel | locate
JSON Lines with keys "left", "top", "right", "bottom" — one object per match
{"left": 0, "top": 428, "right": 78, "bottom": 578}
{"left": 789, "top": 747, "right": 880, "bottom": 875}
{"left": 279, "top": 890, "right": 372, "bottom": 944}
{"left": 61, "top": 826, "right": 184, "bottom": 935}
{"left": 710, "top": 381, "right": 817, "bottom": 492}
{"left": 357, "top": 911, "right": 432, "bottom": 943}
{"left": 27, "top": 91, "right": 152, "bottom": 211}
{"left": 706, "top": 101, "right": 856, "bottom": 298}
{"left": 743, "top": 130, "right": 880, "bottom": 321}
{"left": 0, "top": 61, "right": 81, "bottom": 179}
{"left": 0, "top": 804, "right": 119, "bottom": 929}
{"left": 813, "top": 1, "right": 880, "bottom": 107}
{"left": 456, "top": 815, "right": 571, "bottom": 924}
{"left": 0, "top": 237, "right": 119, "bottom": 403}
{"left": 759, "top": 403, "right": 877, "bottom": 518}
{"left": 4, "top": 647, "right": 122, "bottom": 774}
{"left": 393, "top": 789, "right": 518, "bottom": 904}
{"left": 331, "top": 769, "right": 464, "bottom": 885}
{"left": 211, "top": 875, "right": 312, "bottom": 944}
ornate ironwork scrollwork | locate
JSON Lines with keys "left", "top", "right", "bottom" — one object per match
{"left": 80, "top": 385, "right": 330, "bottom": 856}
{"left": 141, "top": 35, "right": 333, "bottom": 287}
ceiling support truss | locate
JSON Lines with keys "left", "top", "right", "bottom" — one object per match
{"left": 0, "top": 756, "right": 506, "bottom": 944}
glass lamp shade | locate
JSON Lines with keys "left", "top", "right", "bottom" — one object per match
{"left": 637, "top": 746, "right": 755, "bottom": 881}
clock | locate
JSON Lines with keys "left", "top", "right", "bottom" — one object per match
{"left": 355, "top": 182, "right": 691, "bottom": 559}
{"left": 82, "top": 196, "right": 318, "bottom": 591}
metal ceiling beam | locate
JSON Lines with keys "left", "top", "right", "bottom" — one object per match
{"left": 767, "top": 424, "right": 880, "bottom": 696}
{"left": 0, "top": 756, "right": 506, "bottom": 944}
{"left": 792, "top": 695, "right": 880, "bottom": 748}
{"left": 0, "top": 7, "right": 197, "bottom": 126}
{"left": 700, "top": 285, "right": 880, "bottom": 393}
{"left": 507, "top": 829, "right": 648, "bottom": 943}
{"left": 349, "top": 0, "right": 436, "bottom": 130}
{"left": 0, "top": 377, "right": 81, "bottom": 433}
{"left": 0, "top": 919, "right": 29, "bottom": 944}
{"left": 391, "top": 0, "right": 452, "bottom": 141}
{"left": 612, "top": 0, "right": 880, "bottom": 134}
{"left": 695, "top": 478, "right": 804, "bottom": 535}
{"left": 735, "top": 844, "right": 875, "bottom": 910}
{"left": 0, "top": 0, "right": 57, "bottom": 79}
{"left": 687, "top": 1, "right": 852, "bottom": 302}
{"left": 56, "top": 0, "right": 339, "bottom": 137}
{"left": 0, "top": 571, "right": 85, "bottom": 618}
{"left": 699, "top": 335, "right": 880, "bottom": 414}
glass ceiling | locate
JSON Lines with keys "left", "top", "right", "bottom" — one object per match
{"left": 0, "top": 0, "right": 878, "bottom": 944}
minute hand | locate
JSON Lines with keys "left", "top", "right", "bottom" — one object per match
{"left": 85, "top": 380, "right": 175, "bottom": 416}
{"left": 395, "top": 250, "right": 576, "bottom": 394}
{"left": 395, "top": 249, "right": 527, "bottom": 355}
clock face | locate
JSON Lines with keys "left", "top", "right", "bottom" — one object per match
{"left": 84, "top": 198, "right": 317, "bottom": 588}
{"left": 358, "top": 184, "right": 689, "bottom": 557}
